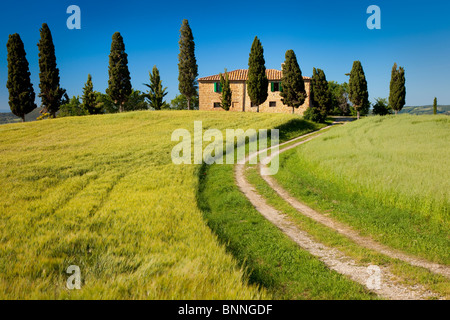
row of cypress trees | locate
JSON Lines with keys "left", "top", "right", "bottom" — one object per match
{"left": 219, "top": 37, "right": 406, "bottom": 122}
{"left": 7, "top": 20, "right": 406, "bottom": 122}
{"left": 6, "top": 20, "right": 199, "bottom": 121}
{"left": 6, "top": 24, "right": 66, "bottom": 121}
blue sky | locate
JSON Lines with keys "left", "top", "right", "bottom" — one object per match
{"left": 0, "top": 0, "right": 449, "bottom": 112}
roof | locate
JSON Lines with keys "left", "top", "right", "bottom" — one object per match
{"left": 198, "top": 69, "right": 311, "bottom": 81}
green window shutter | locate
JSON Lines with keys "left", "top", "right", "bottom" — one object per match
{"left": 219, "top": 83, "right": 222, "bottom": 92}
{"left": 279, "top": 82, "right": 283, "bottom": 92}
{"left": 214, "top": 82, "right": 218, "bottom": 92}
{"left": 271, "top": 82, "right": 274, "bottom": 92}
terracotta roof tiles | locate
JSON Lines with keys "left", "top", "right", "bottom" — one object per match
{"left": 198, "top": 69, "right": 310, "bottom": 81}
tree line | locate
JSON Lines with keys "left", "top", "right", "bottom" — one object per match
{"left": 218, "top": 37, "right": 408, "bottom": 122}
{"left": 6, "top": 20, "right": 199, "bottom": 121}
{"left": 7, "top": 19, "right": 413, "bottom": 123}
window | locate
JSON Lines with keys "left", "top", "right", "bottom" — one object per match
{"left": 270, "top": 82, "right": 283, "bottom": 92}
{"left": 214, "top": 82, "right": 222, "bottom": 93}
{"left": 213, "top": 102, "right": 221, "bottom": 108}
{"left": 269, "top": 101, "right": 276, "bottom": 107}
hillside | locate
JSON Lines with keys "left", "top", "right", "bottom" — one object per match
{"left": 400, "top": 105, "right": 450, "bottom": 115}
{"left": 0, "top": 110, "right": 312, "bottom": 299}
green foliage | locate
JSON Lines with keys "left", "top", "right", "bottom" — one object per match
{"left": 372, "top": 97, "right": 392, "bottom": 116}
{"left": 106, "top": 32, "right": 132, "bottom": 113}
{"left": 328, "top": 81, "right": 350, "bottom": 116}
{"left": 82, "top": 74, "right": 101, "bottom": 114}
{"left": 6, "top": 33, "right": 36, "bottom": 122}
{"left": 170, "top": 94, "right": 199, "bottom": 110}
{"left": 219, "top": 70, "right": 232, "bottom": 111}
{"left": 178, "top": 19, "right": 198, "bottom": 110}
{"left": 247, "top": 36, "right": 268, "bottom": 112}
{"left": 124, "top": 89, "right": 148, "bottom": 111}
{"left": 94, "top": 92, "right": 115, "bottom": 113}
{"left": 433, "top": 97, "right": 437, "bottom": 115}
{"left": 348, "top": 61, "right": 369, "bottom": 119}
{"left": 37, "top": 23, "right": 67, "bottom": 118}
{"left": 389, "top": 63, "right": 406, "bottom": 115}
{"left": 304, "top": 68, "right": 331, "bottom": 123}
{"left": 280, "top": 49, "right": 306, "bottom": 114}
{"left": 144, "top": 66, "right": 169, "bottom": 110}
{"left": 59, "top": 96, "right": 88, "bottom": 117}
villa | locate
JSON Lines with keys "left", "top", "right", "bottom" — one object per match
{"left": 198, "top": 68, "right": 311, "bottom": 114}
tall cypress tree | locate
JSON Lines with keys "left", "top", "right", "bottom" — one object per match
{"left": 145, "top": 65, "right": 169, "bottom": 110}
{"left": 178, "top": 19, "right": 198, "bottom": 111}
{"left": 81, "top": 74, "right": 98, "bottom": 114}
{"left": 305, "top": 68, "right": 331, "bottom": 122}
{"left": 433, "top": 97, "right": 437, "bottom": 115}
{"left": 37, "top": 23, "right": 66, "bottom": 118}
{"left": 247, "top": 36, "right": 268, "bottom": 113}
{"left": 280, "top": 49, "right": 306, "bottom": 114}
{"left": 348, "top": 61, "right": 369, "bottom": 120}
{"left": 389, "top": 63, "right": 406, "bottom": 115}
{"left": 220, "top": 69, "right": 232, "bottom": 111}
{"left": 106, "top": 32, "right": 132, "bottom": 113}
{"left": 6, "top": 33, "right": 36, "bottom": 122}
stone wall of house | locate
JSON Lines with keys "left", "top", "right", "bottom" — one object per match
{"left": 199, "top": 80, "right": 310, "bottom": 115}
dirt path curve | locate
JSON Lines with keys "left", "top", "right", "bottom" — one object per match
{"left": 234, "top": 126, "right": 444, "bottom": 300}
{"left": 259, "top": 126, "right": 450, "bottom": 280}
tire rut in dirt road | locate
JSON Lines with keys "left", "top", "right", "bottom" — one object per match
{"left": 234, "top": 128, "right": 445, "bottom": 299}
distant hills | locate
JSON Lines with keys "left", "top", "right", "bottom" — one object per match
{"left": 399, "top": 105, "right": 450, "bottom": 115}
{"left": 0, "top": 108, "right": 43, "bottom": 124}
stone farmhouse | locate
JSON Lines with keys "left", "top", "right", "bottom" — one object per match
{"left": 198, "top": 69, "right": 311, "bottom": 114}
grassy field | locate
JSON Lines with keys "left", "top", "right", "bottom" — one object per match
{"left": 274, "top": 115, "right": 450, "bottom": 265}
{"left": 197, "top": 120, "right": 377, "bottom": 300}
{"left": 0, "top": 110, "right": 308, "bottom": 299}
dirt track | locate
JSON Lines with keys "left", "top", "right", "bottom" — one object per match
{"left": 234, "top": 125, "right": 447, "bottom": 299}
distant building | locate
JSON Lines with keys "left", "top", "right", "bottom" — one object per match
{"left": 198, "top": 69, "right": 311, "bottom": 114}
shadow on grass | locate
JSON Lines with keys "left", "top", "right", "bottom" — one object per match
{"left": 195, "top": 119, "right": 374, "bottom": 299}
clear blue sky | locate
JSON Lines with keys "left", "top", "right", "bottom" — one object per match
{"left": 1, "top": 0, "right": 449, "bottom": 112}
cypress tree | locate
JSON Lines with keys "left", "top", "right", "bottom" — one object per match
{"left": 37, "top": 23, "right": 66, "bottom": 118}
{"left": 145, "top": 65, "right": 169, "bottom": 110}
{"left": 220, "top": 69, "right": 232, "bottom": 111}
{"left": 305, "top": 68, "right": 331, "bottom": 122}
{"left": 178, "top": 19, "right": 198, "bottom": 110}
{"left": 82, "top": 74, "right": 98, "bottom": 114}
{"left": 247, "top": 36, "right": 268, "bottom": 112}
{"left": 280, "top": 50, "right": 306, "bottom": 114}
{"left": 348, "top": 61, "right": 369, "bottom": 120}
{"left": 6, "top": 33, "right": 36, "bottom": 122}
{"left": 433, "top": 97, "right": 437, "bottom": 115}
{"left": 389, "top": 63, "right": 406, "bottom": 115}
{"left": 106, "top": 32, "right": 132, "bottom": 113}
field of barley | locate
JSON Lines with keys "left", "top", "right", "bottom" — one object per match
{"left": 0, "top": 110, "right": 304, "bottom": 299}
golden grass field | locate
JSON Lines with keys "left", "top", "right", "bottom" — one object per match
{"left": 0, "top": 110, "right": 301, "bottom": 299}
